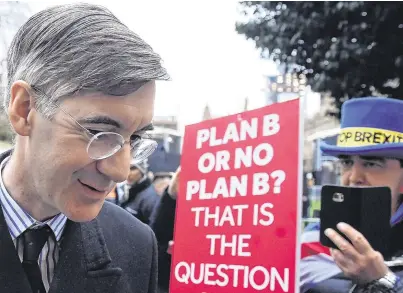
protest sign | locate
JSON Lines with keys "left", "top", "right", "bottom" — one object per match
{"left": 170, "top": 98, "right": 303, "bottom": 293}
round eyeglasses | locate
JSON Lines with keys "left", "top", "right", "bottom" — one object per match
{"left": 30, "top": 85, "right": 158, "bottom": 162}
{"left": 86, "top": 131, "right": 158, "bottom": 162}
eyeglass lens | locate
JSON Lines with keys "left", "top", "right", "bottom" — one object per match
{"left": 87, "top": 132, "right": 157, "bottom": 161}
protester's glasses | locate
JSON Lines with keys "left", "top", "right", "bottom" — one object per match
{"left": 30, "top": 86, "right": 157, "bottom": 162}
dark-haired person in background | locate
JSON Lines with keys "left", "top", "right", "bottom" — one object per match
{"left": 150, "top": 167, "right": 180, "bottom": 293}
{"left": 120, "top": 160, "right": 160, "bottom": 225}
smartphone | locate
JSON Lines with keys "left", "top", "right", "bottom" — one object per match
{"left": 319, "top": 185, "right": 391, "bottom": 256}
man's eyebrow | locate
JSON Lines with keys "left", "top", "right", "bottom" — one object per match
{"left": 360, "top": 156, "right": 385, "bottom": 162}
{"left": 338, "top": 155, "right": 386, "bottom": 162}
{"left": 135, "top": 123, "right": 154, "bottom": 133}
{"left": 77, "top": 116, "right": 154, "bottom": 133}
{"left": 338, "top": 155, "right": 351, "bottom": 160}
{"left": 77, "top": 116, "right": 122, "bottom": 128}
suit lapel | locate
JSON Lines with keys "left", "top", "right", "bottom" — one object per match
{"left": 49, "top": 218, "right": 123, "bottom": 293}
{"left": 0, "top": 151, "right": 125, "bottom": 293}
{"left": 0, "top": 207, "right": 33, "bottom": 292}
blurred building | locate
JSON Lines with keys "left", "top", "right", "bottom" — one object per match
{"left": 147, "top": 115, "right": 182, "bottom": 173}
{"left": 152, "top": 115, "right": 178, "bottom": 130}
{"left": 262, "top": 72, "right": 340, "bottom": 188}
{"left": 263, "top": 72, "right": 307, "bottom": 105}
{"left": 202, "top": 104, "right": 213, "bottom": 121}
{"left": 201, "top": 97, "right": 250, "bottom": 122}
{"left": 0, "top": 2, "right": 31, "bottom": 143}
{"left": 148, "top": 115, "right": 182, "bottom": 154}
{"left": 305, "top": 95, "right": 340, "bottom": 185}
{"left": 0, "top": 2, "right": 31, "bottom": 100}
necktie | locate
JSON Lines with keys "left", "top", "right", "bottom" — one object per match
{"left": 22, "top": 226, "right": 51, "bottom": 293}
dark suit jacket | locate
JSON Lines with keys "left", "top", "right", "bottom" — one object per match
{"left": 149, "top": 188, "right": 177, "bottom": 291}
{"left": 0, "top": 151, "right": 158, "bottom": 293}
{"left": 121, "top": 178, "right": 160, "bottom": 225}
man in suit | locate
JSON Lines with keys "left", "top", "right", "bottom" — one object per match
{"left": 1, "top": 3, "right": 169, "bottom": 293}
{"left": 119, "top": 160, "right": 160, "bottom": 225}
{"left": 150, "top": 167, "right": 180, "bottom": 293}
{"left": 152, "top": 172, "right": 173, "bottom": 196}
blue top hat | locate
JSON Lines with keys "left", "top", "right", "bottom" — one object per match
{"left": 320, "top": 97, "right": 403, "bottom": 159}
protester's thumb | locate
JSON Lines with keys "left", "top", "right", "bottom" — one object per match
{"left": 167, "top": 240, "right": 174, "bottom": 254}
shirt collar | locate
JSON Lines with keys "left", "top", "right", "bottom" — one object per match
{"left": 0, "top": 156, "right": 67, "bottom": 241}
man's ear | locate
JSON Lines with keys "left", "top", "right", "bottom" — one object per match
{"left": 8, "top": 80, "right": 35, "bottom": 137}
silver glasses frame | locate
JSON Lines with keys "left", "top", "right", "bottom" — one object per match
{"left": 30, "top": 85, "right": 158, "bottom": 161}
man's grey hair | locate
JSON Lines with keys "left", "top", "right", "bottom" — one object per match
{"left": 4, "top": 3, "right": 170, "bottom": 118}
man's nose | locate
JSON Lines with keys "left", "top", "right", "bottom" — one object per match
{"left": 348, "top": 163, "right": 365, "bottom": 186}
{"left": 96, "top": 146, "right": 131, "bottom": 183}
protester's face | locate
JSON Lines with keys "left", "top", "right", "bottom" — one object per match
{"left": 127, "top": 168, "right": 143, "bottom": 185}
{"left": 24, "top": 82, "right": 155, "bottom": 222}
{"left": 339, "top": 155, "right": 403, "bottom": 214}
{"left": 154, "top": 177, "right": 171, "bottom": 196}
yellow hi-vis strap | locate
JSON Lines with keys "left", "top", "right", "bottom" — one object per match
{"left": 337, "top": 127, "right": 403, "bottom": 147}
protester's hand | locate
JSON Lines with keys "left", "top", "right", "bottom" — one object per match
{"left": 325, "top": 222, "right": 389, "bottom": 285}
{"left": 167, "top": 166, "right": 180, "bottom": 199}
{"left": 167, "top": 240, "right": 174, "bottom": 255}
